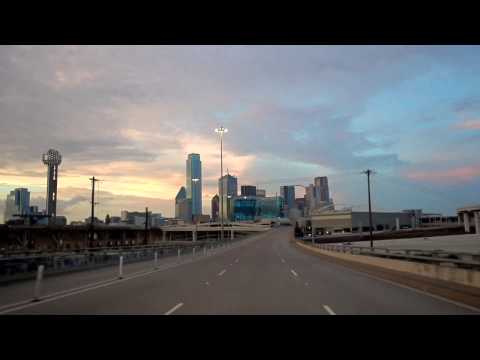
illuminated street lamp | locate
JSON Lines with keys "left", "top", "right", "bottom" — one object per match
{"left": 215, "top": 126, "right": 228, "bottom": 242}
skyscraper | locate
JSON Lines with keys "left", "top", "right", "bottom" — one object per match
{"left": 186, "top": 153, "right": 202, "bottom": 217}
{"left": 4, "top": 188, "right": 30, "bottom": 222}
{"left": 42, "top": 149, "right": 62, "bottom": 219}
{"left": 241, "top": 185, "right": 257, "bottom": 197}
{"left": 314, "top": 176, "right": 330, "bottom": 203}
{"left": 175, "top": 186, "right": 187, "bottom": 219}
{"left": 219, "top": 174, "right": 238, "bottom": 221}
{"left": 280, "top": 185, "right": 295, "bottom": 212}
{"left": 211, "top": 194, "right": 219, "bottom": 221}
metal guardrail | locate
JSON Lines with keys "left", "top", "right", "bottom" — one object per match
{"left": 0, "top": 236, "right": 246, "bottom": 283}
{"left": 301, "top": 240, "right": 480, "bottom": 270}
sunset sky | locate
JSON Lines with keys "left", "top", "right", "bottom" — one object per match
{"left": 1, "top": 45, "right": 479, "bottom": 222}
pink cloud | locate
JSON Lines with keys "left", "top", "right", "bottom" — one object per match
{"left": 455, "top": 119, "right": 480, "bottom": 130}
{"left": 406, "top": 165, "right": 480, "bottom": 184}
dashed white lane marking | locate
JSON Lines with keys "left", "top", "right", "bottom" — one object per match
{"left": 323, "top": 305, "right": 336, "bottom": 315}
{"left": 218, "top": 269, "right": 226, "bottom": 276}
{"left": 165, "top": 302, "right": 184, "bottom": 315}
{"left": 290, "top": 269, "right": 298, "bottom": 277}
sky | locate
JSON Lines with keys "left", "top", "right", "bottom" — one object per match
{"left": 0, "top": 45, "right": 479, "bottom": 222}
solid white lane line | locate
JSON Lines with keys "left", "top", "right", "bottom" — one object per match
{"left": 218, "top": 269, "right": 226, "bottom": 276}
{"left": 290, "top": 269, "right": 298, "bottom": 277}
{"left": 323, "top": 305, "right": 336, "bottom": 315}
{"left": 165, "top": 302, "right": 184, "bottom": 315}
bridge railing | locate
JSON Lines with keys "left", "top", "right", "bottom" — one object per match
{"left": 301, "top": 240, "right": 480, "bottom": 270}
{"left": 0, "top": 235, "right": 248, "bottom": 284}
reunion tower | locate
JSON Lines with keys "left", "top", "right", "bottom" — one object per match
{"left": 42, "top": 149, "right": 62, "bottom": 220}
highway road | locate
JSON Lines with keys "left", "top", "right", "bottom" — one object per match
{"left": 1, "top": 227, "right": 478, "bottom": 315}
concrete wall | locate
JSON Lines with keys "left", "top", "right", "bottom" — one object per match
{"left": 297, "top": 241, "right": 480, "bottom": 289}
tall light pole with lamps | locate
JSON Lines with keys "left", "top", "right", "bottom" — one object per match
{"left": 215, "top": 126, "right": 228, "bottom": 242}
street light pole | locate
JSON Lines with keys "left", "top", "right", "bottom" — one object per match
{"left": 215, "top": 126, "right": 228, "bottom": 242}
{"left": 363, "top": 169, "right": 375, "bottom": 248}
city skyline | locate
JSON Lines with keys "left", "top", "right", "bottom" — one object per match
{"left": 1, "top": 45, "right": 480, "bottom": 222}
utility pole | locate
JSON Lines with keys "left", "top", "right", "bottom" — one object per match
{"left": 89, "top": 176, "right": 100, "bottom": 247}
{"left": 363, "top": 169, "right": 375, "bottom": 248}
{"left": 144, "top": 207, "right": 149, "bottom": 245}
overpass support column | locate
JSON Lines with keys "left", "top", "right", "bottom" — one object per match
{"left": 474, "top": 212, "right": 480, "bottom": 235}
{"left": 230, "top": 229, "right": 234, "bottom": 240}
{"left": 395, "top": 218, "right": 400, "bottom": 231}
{"left": 162, "top": 230, "right": 166, "bottom": 242}
{"left": 193, "top": 230, "right": 197, "bottom": 242}
{"left": 464, "top": 212, "right": 470, "bottom": 233}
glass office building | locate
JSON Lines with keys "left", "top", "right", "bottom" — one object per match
{"left": 256, "top": 196, "right": 284, "bottom": 219}
{"left": 233, "top": 197, "right": 257, "bottom": 221}
{"left": 186, "top": 153, "right": 202, "bottom": 217}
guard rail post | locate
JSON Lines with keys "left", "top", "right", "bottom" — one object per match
{"left": 118, "top": 255, "right": 124, "bottom": 279}
{"left": 33, "top": 264, "right": 44, "bottom": 301}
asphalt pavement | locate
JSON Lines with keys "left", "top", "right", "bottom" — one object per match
{"left": 1, "top": 227, "right": 477, "bottom": 315}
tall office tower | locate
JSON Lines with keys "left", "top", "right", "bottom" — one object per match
{"left": 186, "top": 153, "right": 202, "bottom": 217}
{"left": 280, "top": 185, "right": 295, "bottom": 212}
{"left": 3, "top": 188, "right": 30, "bottom": 222}
{"left": 241, "top": 185, "right": 257, "bottom": 197}
{"left": 304, "top": 184, "right": 315, "bottom": 215}
{"left": 314, "top": 176, "right": 330, "bottom": 203}
{"left": 218, "top": 174, "right": 238, "bottom": 220}
{"left": 211, "top": 194, "right": 219, "bottom": 221}
{"left": 42, "top": 149, "right": 62, "bottom": 219}
{"left": 175, "top": 186, "right": 187, "bottom": 218}
{"left": 256, "top": 189, "right": 266, "bottom": 197}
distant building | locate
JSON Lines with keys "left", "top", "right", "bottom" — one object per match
{"left": 211, "top": 194, "right": 219, "bottom": 221}
{"left": 241, "top": 185, "right": 257, "bottom": 197}
{"left": 233, "top": 196, "right": 257, "bottom": 221}
{"left": 402, "top": 209, "right": 423, "bottom": 228}
{"left": 110, "top": 216, "right": 121, "bottom": 224}
{"left": 420, "top": 213, "right": 458, "bottom": 227}
{"left": 307, "top": 210, "right": 411, "bottom": 235}
{"left": 219, "top": 174, "right": 238, "bottom": 221}
{"left": 256, "top": 196, "right": 284, "bottom": 219}
{"left": 175, "top": 186, "right": 187, "bottom": 219}
{"left": 314, "top": 176, "right": 330, "bottom": 203}
{"left": 84, "top": 217, "right": 104, "bottom": 225}
{"left": 194, "top": 214, "right": 211, "bottom": 223}
{"left": 295, "top": 198, "right": 305, "bottom": 215}
{"left": 4, "top": 188, "right": 30, "bottom": 222}
{"left": 256, "top": 189, "right": 266, "bottom": 197}
{"left": 186, "top": 153, "right": 202, "bottom": 217}
{"left": 176, "top": 198, "right": 192, "bottom": 223}
{"left": 280, "top": 185, "right": 295, "bottom": 213}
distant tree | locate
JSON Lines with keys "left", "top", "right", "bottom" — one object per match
{"left": 105, "top": 214, "right": 111, "bottom": 225}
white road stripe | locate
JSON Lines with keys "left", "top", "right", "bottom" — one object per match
{"left": 165, "top": 302, "right": 183, "bottom": 315}
{"left": 290, "top": 269, "right": 298, "bottom": 277}
{"left": 218, "top": 269, "right": 226, "bottom": 276}
{"left": 323, "top": 305, "right": 336, "bottom": 315}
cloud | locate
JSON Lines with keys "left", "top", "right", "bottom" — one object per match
{"left": 405, "top": 165, "right": 480, "bottom": 184}
{"left": 454, "top": 119, "right": 480, "bottom": 130}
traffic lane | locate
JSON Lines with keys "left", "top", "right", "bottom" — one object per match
{"left": 274, "top": 230, "right": 475, "bottom": 314}
{"left": 9, "top": 234, "right": 268, "bottom": 314}
{"left": 176, "top": 228, "right": 331, "bottom": 315}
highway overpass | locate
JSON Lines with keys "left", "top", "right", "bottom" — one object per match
{"left": 0, "top": 227, "right": 478, "bottom": 315}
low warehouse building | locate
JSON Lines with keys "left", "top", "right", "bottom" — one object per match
{"left": 308, "top": 210, "right": 412, "bottom": 235}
